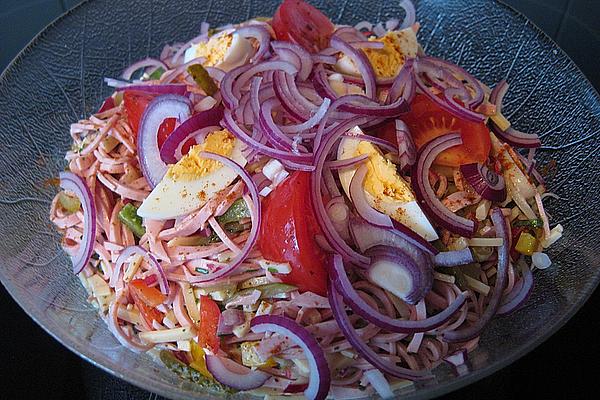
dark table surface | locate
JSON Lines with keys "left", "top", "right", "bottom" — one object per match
{"left": 1, "top": 0, "right": 599, "bottom": 399}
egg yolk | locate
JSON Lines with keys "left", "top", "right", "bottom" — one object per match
{"left": 356, "top": 141, "right": 414, "bottom": 203}
{"left": 363, "top": 31, "right": 417, "bottom": 78}
{"left": 167, "top": 129, "right": 235, "bottom": 181}
{"left": 194, "top": 33, "right": 232, "bottom": 67}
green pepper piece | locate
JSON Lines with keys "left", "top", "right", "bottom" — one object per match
{"left": 513, "top": 219, "right": 544, "bottom": 229}
{"left": 146, "top": 67, "right": 165, "bottom": 81}
{"left": 187, "top": 64, "right": 218, "bottom": 96}
{"left": 216, "top": 198, "right": 251, "bottom": 225}
{"left": 58, "top": 191, "right": 81, "bottom": 214}
{"left": 225, "top": 283, "right": 297, "bottom": 306}
{"left": 159, "top": 350, "right": 235, "bottom": 394}
{"left": 118, "top": 203, "right": 146, "bottom": 238}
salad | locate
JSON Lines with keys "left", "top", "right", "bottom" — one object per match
{"left": 50, "top": 0, "right": 563, "bottom": 398}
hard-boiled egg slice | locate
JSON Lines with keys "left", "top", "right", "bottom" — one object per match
{"left": 184, "top": 31, "right": 254, "bottom": 71}
{"left": 337, "top": 127, "right": 438, "bottom": 241}
{"left": 137, "top": 130, "right": 246, "bottom": 220}
{"left": 336, "top": 28, "right": 419, "bottom": 78}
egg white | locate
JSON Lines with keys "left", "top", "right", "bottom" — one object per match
{"left": 337, "top": 127, "right": 438, "bottom": 241}
{"left": 137, "top": 140, "right": 247, "bottom": 220}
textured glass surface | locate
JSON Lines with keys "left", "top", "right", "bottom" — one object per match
{"left": 0, "top": 1, "right": 598, "bottom": 399}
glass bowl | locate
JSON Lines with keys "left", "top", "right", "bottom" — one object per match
{"left": 0, "top": 0, "right": 598, "bottom": 398}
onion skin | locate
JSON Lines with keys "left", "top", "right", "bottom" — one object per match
{"left": 442, "top": 207, "right": 509, "bottom": 342}
{"left": 59, "top": 172, "right": 97, "bottom": 274}
{"left": 327, "top": 254, "right": 467, "bottom": 333}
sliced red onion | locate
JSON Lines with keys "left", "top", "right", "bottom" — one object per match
{"left": 110, "top": 245, "right": 169, "bottom": 295}
{"left": 433, "top": 248, "right": 474, "bottom": 267}
{"left": 159, "top": 105, "right": 224, "bottom": 164}
{"left": 395, "top": 119, "right": 417, "bottom": 170}
{"left": 460, "top": 163, "right": 506, "bottom": 202}
{"left": 350, "top": 164, "right": 394, "bottom": 228}
{"left": 330, "top": 36, "right": 377, "bottom": 99}
{"left": 328, "top": 278, "right": 433, "bottom": 380}
{"left": 121, "top": 58, "right": 167, "bottom": 80}
{"left": 365, "top": 245, "right": 432, "bottom": 305}
{"left": 399, "top": 0, "right": 417, "bottom": 29}
{"left": 338, "top": 94, "right": 409, "bottom": 117}
{"left": 311, "top": 66, "right": 339, "bottom": 101}
{"left": 107, "top": 297, "right": 153, "bottom": 352}
{"left": 59, "top": 172, "right": 96, "bottom": 274}
{"left": 272, "top": 41, "right": 313, "bottom": 81}
{"left": 116, "top": 83, "right": 188, "bottom": 96}
{"left": 490, "top": 123, "right": 542, "bottom": 149}
{"left": 488, "top": 80, "right": 541, "bottom": 148}
{"left": 235, "top": 25, "right": 271, "bottom": 63}
{"left": 251, "top": 315, "right": 331, "bottom": 400}
{"left": 311, "top": 117, "right": 372, "bottom": 266}
{"left": 223, "top": 108, "right": 312, "bottom": 163}
{"left": 137, "top": 95, "right": 191, "bottom": 188}
{"left": 221, "top": 64, "right": 253, "bottom": 109}
{"left": 349, "top": 215, "right": 438, "bottom": 258}
{"left": 328, "top": 254, "right": 465, "bottom": 332}
{"left": 497, "top": 263, "right": 533, "bottom": 315}
{"left": 280, "top": 98, "right": 331, "bottom": 134}
{"left": 443, "top": 207, "right": 509, "bottom": 342}
{"left": 205, "top": 355, "right": 270, "bottom": 390}
{"left": 184, "top": 152, "right": 260, "bottom": 283}
{"left": 325, "top": 154, "right": 369, "bottom": 170}
{"left": 411, "top": 133, "right": 477, "bottom": 237}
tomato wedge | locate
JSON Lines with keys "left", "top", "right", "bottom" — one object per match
{"left": 198, "top": 296, "right": 221, "bottom": 352}
{"left": 123, "top": 91, "right": 195, "bottom": 153}
{"left": 258, "top": 171, "right": 328, "bottom": 296}
{"left": 129, "top": 281, "right": 164, "bottom": 326}
{"left": 373, "top": 94, "right": 491, "bottom": 167}
{"left": 271, "top": 0, "right": 334, "bottom": 52}
{"left": 130, "top": 279, "right": 166, "bottom": 307}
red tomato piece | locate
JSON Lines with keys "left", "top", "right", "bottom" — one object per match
{"left": 129, "top": 286, "right": 163, "bottom": 326}
{"left": 258, "top": 171, "right": 329, "bottom": 296}
{"left": 374, "top": 94, "right": 491, "bottom": 167}
{"left": 199, "top": 296, "right": 221, "bottom": 352}
{"left": 271, "top": 0, "right": 334, "bottom": 52}
{"left": 130, "top": 279, "right": 166, "bottom": 307}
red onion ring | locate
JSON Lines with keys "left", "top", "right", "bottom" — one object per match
{"left": 272, "top": 41, "right": 313, "bottom": 81}
{"left": 329, "top": 253, "right": 466, "bottom": 334}
{"left": 349, "top": 164, "right": 394, "bottom": 228}
{"left": 433, "top": 248, "right": 474, "bottom": 267}
{"left": 110, "top": 245, "right": 169, "bottom": 295}
{"left": 411, "top": 133, "right": 477, "bottom": 237}
{"left": 399, "top": 0, "right": 417, "bottom": 30}
{"left": 459, "top": 163, "right": 506, "bottom": 202}
{"left": 205, "top": 355, "right": 270, "bottom": 390}
{"left": 159, "top": 105, "right": 224, "bottom": 164}
{"left": 327, "top": 278, "right": 434, "bottom": 380}
{"left": 121, "top": 58, "right": 167, "bottom": 80}
{"left": 395, "top": 119, "right": 417, "bottom": 169}
{"left": 251, "top": 315, "right": 331, "bottom": 400}
{"left": 443, "top": 207, "right": 509, "bottom": 342}
{"left": 330, "top": 36, "right": 377, "bottom": 99}
{"left": 235, "top": 25, "right": 271, "bottom": 63}
{"left": 497, "top": 263, "right": 534, "bottom": 315}
{"left": 137, "top": 94, "right": 191, "bottom": 188}
{"left": 59, "top": 172, "right": 97, "bottom": 274}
